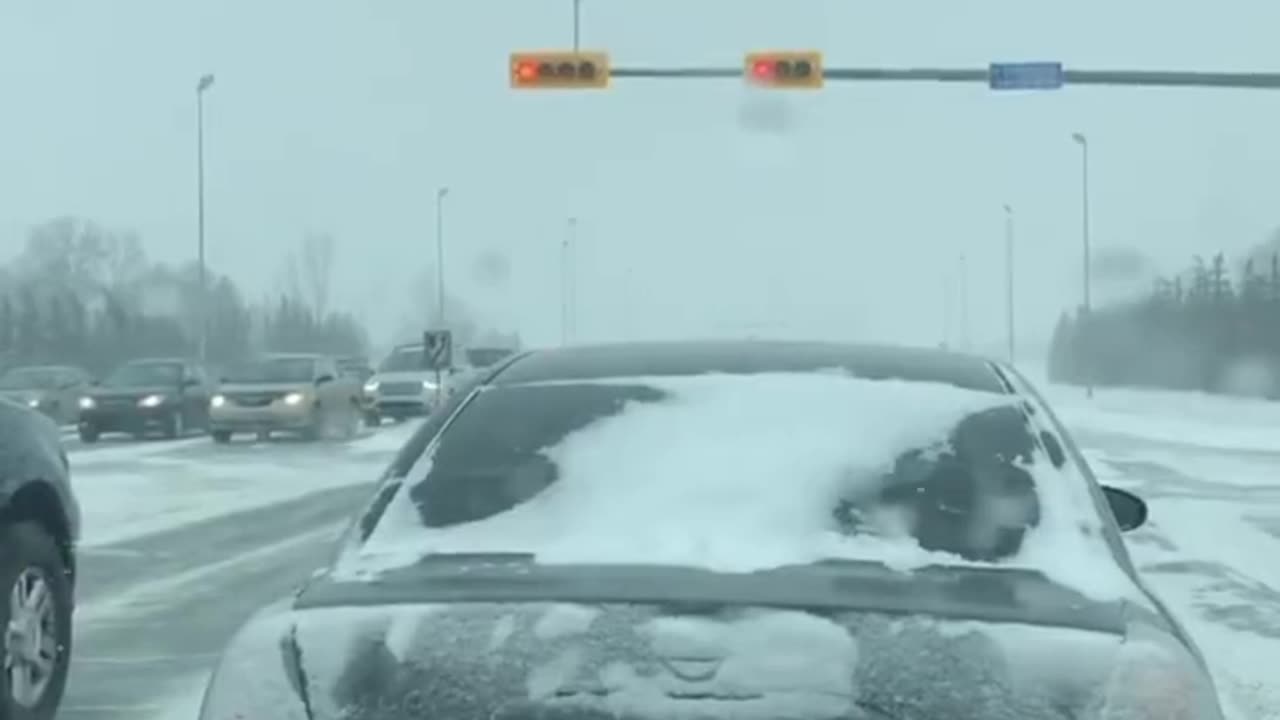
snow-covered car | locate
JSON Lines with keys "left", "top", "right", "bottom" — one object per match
{"left": 197, "top": 341, "right": 1224, "bottom": 720}
{"left": 0, "top": 365, "right": 94, "bottom": 426}
{"left": 0, "top": 396, "right": 80, "bottom": 720}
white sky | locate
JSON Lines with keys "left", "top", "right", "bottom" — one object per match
{"left": 3, "top": 0, "right": 1280, "bottom": 354}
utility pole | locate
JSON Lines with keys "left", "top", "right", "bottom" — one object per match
{"left": 572, "top": 0, "right": 581, "bottom": 50}
{"left": 1072, "top": 133, "right": 1093, "bottom": 398}
{"left": 1004, "top": 204, "right": 1015, "bottom": 364}
{"left": 195, "top": 74, "right": 214, "bottom": 364}
{"left": 958, "top": 253, "right": 970, "bottom": 351}
{"left": 561, "top": 218, "right": 576, "bottom": 345}
{"left": 435, "top": 187, "right": 449, "bottom": 327}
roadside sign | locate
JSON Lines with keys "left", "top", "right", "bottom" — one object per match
{"left": 422, "top": 330, "right": 453, "bottom": 370}
{"left": 988, "top": 62, "right": 1064, "bottom": 90}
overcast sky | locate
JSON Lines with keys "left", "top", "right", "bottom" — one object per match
{"left": 4, "top": 0, "right": 1280, "bottom": 356}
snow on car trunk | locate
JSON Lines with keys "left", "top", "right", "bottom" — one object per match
{"left": 347, "top": 371, "right": 1140, "bottom": 602}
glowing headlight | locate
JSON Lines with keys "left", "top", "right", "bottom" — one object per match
{"left": 283, "top": 392, "right": 305, "bottom": 405}
{"left": 78, "top": 397, "right": 96, "bottom": 410}
{"left": 363, "top": 380, "right": 379, "bottom": 393}
{"left": 421, "top": 379, "right": 437, "bottom": 390}
{"left": 26, "top": 397, "right": 40, "bottom": 408}
{"left": 139, "top": 394, "right": 166, "bottom": 408}
{"left": 210, "top": 394, "right": 226, "bottom": 408}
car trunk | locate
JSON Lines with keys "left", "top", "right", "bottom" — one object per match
{"left": 203, "top": 561, "right": 1137, "bottom": 719}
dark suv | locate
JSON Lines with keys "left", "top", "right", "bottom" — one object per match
{"left": 0, "top": 397, "right": 80, "bottom": 719}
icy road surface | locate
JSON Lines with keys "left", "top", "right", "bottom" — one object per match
{"left": 59, "top": 422, "right": 420, "bottom": 719}
{"left": 55, "top": 382, "right": 1280, "bottom": 720}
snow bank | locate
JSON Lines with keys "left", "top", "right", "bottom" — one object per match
{"left": 349, "top": 372, "right": 1135, "bottom": 600}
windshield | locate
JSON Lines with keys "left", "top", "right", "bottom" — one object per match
{"left": 379, "top": 347, "right": 424, "bottom": 373}
{"left": 0, "top": 368, "right": 60, "bottom": 390}
{"left": 103, "top": 362, "right": 181, "bottom": 388}
{"left": 357, "top": 373, "right": 1120, "bottom": 595}
{"left": 223, "top": 358, "right": 315, "bottom": 384}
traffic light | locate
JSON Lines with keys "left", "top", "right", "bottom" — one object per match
{"left": 510, "top": 52, "right": 610, "bottom": 89}
{"left": 744, "top": 51, "right": 824, "bottom": 88}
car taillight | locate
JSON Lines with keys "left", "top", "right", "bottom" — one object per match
{"left": 1102, "top": 621, "right": 1224, "bottom": 720}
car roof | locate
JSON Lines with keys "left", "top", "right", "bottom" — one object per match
{"left": 490, "top": 340, "right": 1009, "bottom": 393}
{"left": 263, "top": 353, "right": 324, "bottom": 361}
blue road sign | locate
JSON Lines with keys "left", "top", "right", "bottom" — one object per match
{"left": 988, "top": 62, "right": 1064, "bottom": 90}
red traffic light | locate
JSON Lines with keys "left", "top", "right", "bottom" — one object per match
{"left": 515, "top": 60, "right": 539, "bottom": 82}
{"left": 751, "top": 59, "right": 775, "bottom": 80}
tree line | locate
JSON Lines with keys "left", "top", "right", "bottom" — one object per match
{"left": 1048, "top": 245, "right": 1280, "bottom": 396}
{"left": 0, "top": 217, "right": 368, "bottom": 377}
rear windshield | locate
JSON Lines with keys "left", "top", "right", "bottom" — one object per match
{"left": 356, "top": 372, "right": 1122, "bottom": 592}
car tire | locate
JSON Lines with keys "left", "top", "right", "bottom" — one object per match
{"left": 301, "top": 406, "right": 322, "bottom": 442}
{"left": 363, "top": 411, "right": 381, "bottom": 428}
{"left": 76, "top": 426, "right": 99, "bottom": 444}
{"left": 0, "top": 521, "right": 73, "bottom": 720}
{"left": 211, "top": 430, "right": 232, "bottom": 444}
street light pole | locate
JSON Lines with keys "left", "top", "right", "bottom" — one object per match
{"left": 1004, "top": 204, "right": 1015, "bottom": 364}
{"left": 562, "top": 218, "right": 576, "bottom": 345}
{"left": 435, "top": 187, "right": 449, "bottom": 328}
{"left": 958, "top": 253, "right": 970, "bottom": 351}
{"left": 1072, "top": 132, "right": 1093, "bottom": 398}
{"left": 195, "top": 73, "right": 214, "bottom": 364}
{"left": 572, "top": 0, "right": 581, "bottom": 51}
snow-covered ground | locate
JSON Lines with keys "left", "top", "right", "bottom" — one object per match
{"left": 68, "top": 423, "right": 418, "bottom": 547}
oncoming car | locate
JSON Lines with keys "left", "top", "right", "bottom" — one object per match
{"left": 198, "top": 341, "right": 1224, "bottom": 720}
{"left": 209, "top": 354, "right": 361, "bottom": 442}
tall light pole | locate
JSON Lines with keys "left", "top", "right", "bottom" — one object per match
{"left": 1004, "top": 204, "right": 1015, "bottom": 364}
{"left": 1071, "top": 132, "right": 1093, "bottom": 398}
{"left": 572, "top": 0, "right": 582, "bottom": 50}
{"left": 195, "top": 73, "right": 214, "bottom": 364}
{"left": 958, "top": 253, "right": 970, "bottom": 351}
{"left": 561, "top": 218, "right": 576, "bottom": 345}
{"left": 435, "top": 187, "right": 449, "bottom": 328}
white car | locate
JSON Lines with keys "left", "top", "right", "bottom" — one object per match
{"left": 362, "top": 344, "right": 445, "bottom": 424}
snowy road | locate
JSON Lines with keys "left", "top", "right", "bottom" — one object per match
{"left": 58, "top": 422, "right": 420, "bottom": 719}
{"left": 50, "top": 380, "right": 1280, "bottom": 719}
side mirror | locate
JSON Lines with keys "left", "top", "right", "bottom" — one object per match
{"left": 182, "top": 377, "right": 199, "bottom": 388}
{"left": 316, "top": 374, "right": 335, "bottom": 385}
{"left": 1102, "top": 486, "right": 1148, "bottom": 532}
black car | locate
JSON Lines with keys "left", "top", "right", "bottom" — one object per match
{"left": 0, "top": 397, "right": 80, "bottom": 720}
{"left": 198, "top": 341, "right": 1224, "bottom": 720}
{"left": 77, "top": 358, "right": 214, "bottom": 442}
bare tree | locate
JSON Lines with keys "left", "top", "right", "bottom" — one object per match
{"left": 299, "top": 232, "right": 335, "bottom": 319}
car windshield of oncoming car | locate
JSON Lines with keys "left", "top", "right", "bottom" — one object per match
{"left": 104, "top": 362, "right": 181, "bottom": 387}
{"left": 224, "top": 358, "right": 315, "bottom": 384}
{"left": 358, "top": 371, "right": 1130, "bottom": 598}
{"left": 0, "top": 368, "right": 59, "bottom": 390}
{"left": 379, "top": 347, "right": 423, "bottom": 373}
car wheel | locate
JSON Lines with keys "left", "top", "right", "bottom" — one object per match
{"left": 76, "top": 426, "right": 99, "bottom": 444}
{"left": 211, "top": 430, "right": 232, "bottom": 444}
{"left": 163, "top": 410, "right": 183, "bottom": 440}
{"left": 301, "top": 406, "right": 322, "bottom": 442}
{"left": 363, "top": 411, "right": 381, "bottom": 428}
{"left": 0, "top": 522, "right": 73, "bottom": 720}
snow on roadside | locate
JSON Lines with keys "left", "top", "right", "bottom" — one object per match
{"left": 73, "top": 422, "right": 419, "bottom": 547}
{"left": 142, "top": 673, "right": 210, "bottom": 720}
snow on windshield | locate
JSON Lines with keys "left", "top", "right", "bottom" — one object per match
{"left": 348, "top": 372, "right": 1138, "bottom": 601}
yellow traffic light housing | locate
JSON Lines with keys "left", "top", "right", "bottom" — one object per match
{"left": 510, "top": 51, "right": 610, "bottom": 89}
{"left": 744, "top": 51, "right": 824, "bottom": 88}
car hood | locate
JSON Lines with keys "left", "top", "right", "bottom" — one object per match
{"left": 372, "top": 371, "right": 436, "bottom": 384}
{"left": 198, "top": 560, "right": 1220, "bottom": 720}
{"left": 0, "top": 389, "right": 45, "bottom": 402}
{"left": 217, "top": 382, "right": 311, "bottom": 395}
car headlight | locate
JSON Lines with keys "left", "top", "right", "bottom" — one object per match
{"left": 138, "top": 394, "right": 166, "bottom": 408}
{"left": 78, "top": 396, "right": 96, "bottom": 410}
{"left": 421, "top": 379, "right": 437, "bottom": 391}
{"left": 363, "top": 380, "right": 379, "bottom": 393}
{"left": 283, "top": 392, "right": 306, "bottom": 405}
{"left": 26, "top": 397, "right": 40, "bottom": 408}
{"left": 210, "top": 394, "right": 226, "bottom": 408}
